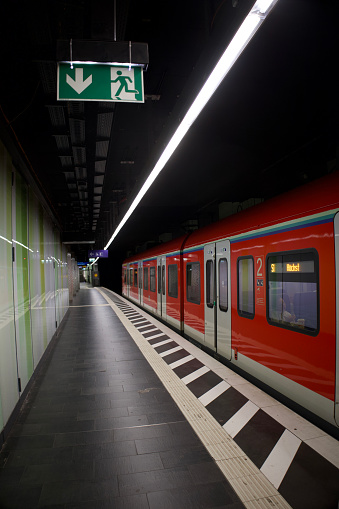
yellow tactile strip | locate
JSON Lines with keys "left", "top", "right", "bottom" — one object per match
{"left": 96, "top": 288, "right": 292, "bottom": 509}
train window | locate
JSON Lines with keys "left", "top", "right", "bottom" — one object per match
{"left": 158, "top": 266, "right": 161, "bottom": 293}
{"left": 206, "top": 260, "right": 214, "bottom": 308}
{"left": 168, "top": 264, "right": 178, "bottom": 298}
{"left": 139, "top": 267, "right": 142, "bottom": 289}
{"left": 124, "top": 270, "right": 127, "bottom": 285}
{"left": 267, "top": 250, "right": 319, "bottom": 335}
{"left": 129, "top": 268, "right": 133, "bottom": 287}
{"left": 134, "top": 268, "right": 138, "bottom": 287}
{"left": 219, "top": 258, "right": 228, "bottom": 312}
{"left": 187, "top": 262, "right": 200, "bottom": 305}
{"left": 237, "top": 257, "right": 254, "bottom": 318}
{"left": 162, "top": 265, "right": 166, "bottom": 296}
{"left": 143, "top": 267, "right": 149, "bottom": 290}
{"left": 150, "top": 267, "right": 156, "bottom": 292}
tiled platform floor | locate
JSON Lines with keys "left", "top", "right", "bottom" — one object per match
{"left": 100, "top": 288, "right": 339, "bottom": 509}
{"left": 0, "top": 285, "right": 245, "bottom": 509}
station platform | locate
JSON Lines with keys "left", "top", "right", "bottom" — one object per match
{"left": 0, "top": 285, "right": 338, "bottom": 509}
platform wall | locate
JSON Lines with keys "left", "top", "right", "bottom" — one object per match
{"left": 0, "top": 140, "right": 69, "bottom": 436}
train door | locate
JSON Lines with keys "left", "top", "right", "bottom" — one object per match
{"left": 157, "top": 257, "right": 162, "bottom": 316}
{"left": 204, "top": 240, "right": 231, "bottom": 359}
{"left": 335, "top": 213, "right": 339, "bottom": 425}
{"left": 138, "top": 261, "right": 143, "bottom": 305}
{"left": 157, "top": 256, "right": 166, "bottom": 317}
{"left": 126, "top": 263, "right": 130, "bottom": 298}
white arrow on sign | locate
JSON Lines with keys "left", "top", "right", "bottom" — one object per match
{"left": 66, "top": 68, "right": 92, "bottom": 94}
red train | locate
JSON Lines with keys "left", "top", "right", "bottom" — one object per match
{"left": 122, "top": 172, "right": 339, "bottom": 429}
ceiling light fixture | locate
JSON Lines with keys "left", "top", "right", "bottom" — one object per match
{"left": 97, "top": 0, "right": 279, "bottom": 258}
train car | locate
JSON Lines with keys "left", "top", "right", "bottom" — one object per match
{"left": 122, "top": 172, "right": 339, "bottom": 429}
{"left": 122, "top": 236, "right": 187, "bottom": 329}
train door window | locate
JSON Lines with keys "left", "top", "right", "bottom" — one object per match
{"left": 162, "top": 265, "right": 166, "bottom": 295}
{"left": 168, "top": 264, "right": 178, "bottom": 298}
{"left": 150, "top": 267, "right": 156, "bottom": 292}
{"left": 187, "top": 262, "right": 201, "bottom": 304}
{"left": 158, "top": 266, "right": 161, "bottom": 293}
{"left": 134, "top": 268, "right": 138, "bottom": 287}
{"left": 267, "top": 250, "right": 319, "bottom": 335}
{"left": 139, "top": 267, "right": 142, "bottom": 289}
{"left": 206, "top": 260, "right": 214, "bottom": 308}
{"left": 144, "top": 267, "right": 149, "bottom": 290}
{"left": 237, "top": 257, "right": 254, "bottom": 318}
{"left": 129, "top": 268, "right": 133, "bottom": 287}
{"left": 219, "top": 258, "right": 228, "bottom": 312}
{"left": 124, "top": 270, "right": 127, "bottom": 285}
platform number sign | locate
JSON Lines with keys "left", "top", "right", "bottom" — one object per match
{"left": 255, "top": 255, "right": 265, "bottom": 306}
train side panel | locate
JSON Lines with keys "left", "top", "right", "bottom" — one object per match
{"left": 230, "top": 220, "right": 336, "bottom": 422}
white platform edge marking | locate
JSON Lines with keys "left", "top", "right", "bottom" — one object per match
{"left": 182, "top": 365, "right": 210, "bottom": 385}
{"left": 145, "top": 332, "right": 166, "bottom": 340}
{"left": 152, "top": 338, "right": 173, "bottom": 348}
{"left": 223, "top": 401, "right": 259, "bottom": 438}
{"left": 159, "top": 345, "right": 182, "bottom": 357}
{"left": 198, "top": 380, "right": 230, "bottom": 407}
{"left": 169, "top": 354, "right": 194, "bottom": 369}
{"left": 260, "top": 429, "right": 301, "bottom": 489}
{"left": 304, "top": 435, "right": 339, "bottom": 469}
{"left": 136, "top": 324, "right": 156, "bottom": 330}
{"left": 96, "top": 288, "right": 293, "bottom": 508}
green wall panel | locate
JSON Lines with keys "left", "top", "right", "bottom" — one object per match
{"left": 12, "top": 172, "right": 33, "bottom": 391}
{"left": 0, "top": 138, "right": 69, "bottom": 435}
{"left": 0, "top": 141, "right": 19, "bottom": 429}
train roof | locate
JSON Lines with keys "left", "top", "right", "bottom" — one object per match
{"left": 184, "top": 171, "right": 339, "bottom": 249}
{"left": 123, "top": 234, "right": 188, "bottom": 264}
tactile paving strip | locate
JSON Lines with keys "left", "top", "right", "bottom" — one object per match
{"left": 97, "top": 288, "right": 339, "bottom": 509}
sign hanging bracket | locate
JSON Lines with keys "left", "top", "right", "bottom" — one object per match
{"left": 70, "top": 38, "right": 73, "bottom": 69}
{"left": 129, "top": 41, "right": 132, "bottom": 71}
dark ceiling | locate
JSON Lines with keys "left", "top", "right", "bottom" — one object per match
{"left": 0, "top": 0, "right": 338, "bottom": 276}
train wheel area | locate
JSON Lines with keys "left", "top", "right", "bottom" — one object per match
{"left": 98, "top": 287, "right": 339, "bottom": 509}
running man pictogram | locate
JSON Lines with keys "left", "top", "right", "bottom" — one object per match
{"left": 111, "top": 70, "right": 138, "bottom": 100}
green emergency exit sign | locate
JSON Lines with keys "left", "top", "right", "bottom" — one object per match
{"left": 57, "top": 63, "right": 144, "bottom": 103}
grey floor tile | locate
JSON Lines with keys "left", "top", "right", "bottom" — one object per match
{"left": 38, "top": 479, "right": 119, "bottom": 506}
{"left": 0, "top": 483, "right": 42, "bottom": 509}
{"left": 114, "top": 424, "right": 174, "bottom": 444}
{"left": 5, "top": 446, "right": 73, "bottom": 468}
{"left": 53, "top": 429, "right": 115, "bottom": 448}
{"left": 94, "top": 414, "right": 149, "bottom": 430}
{"left": 95, "top": 452, "right": 163, "bottom": 478}
{"left": 147, "top": 482, "right": 245, "bottom": 509}
{"left": 135, "top": 433, "right": 200, "bottom": 455}
{"left": 118, "top": 466, "right": 194, "bottom": 497}
{"left": 66, "top": 493, "right": 149, "bottom": 509}
{"left": 159, "top": 445, "right": 212, "bottom": 468}
{"left": 20, "top": 460, "right": 94, "bottom": 485}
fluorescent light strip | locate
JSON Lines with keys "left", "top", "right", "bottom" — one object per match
{"left": 0, "top": 235, "right": 12, "bottom": 244}
{"left": 103, "top": 0, "right": 279, "bottom": 251}
{"left": 12, "top": 239, "right": 34, "bottom": 252}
